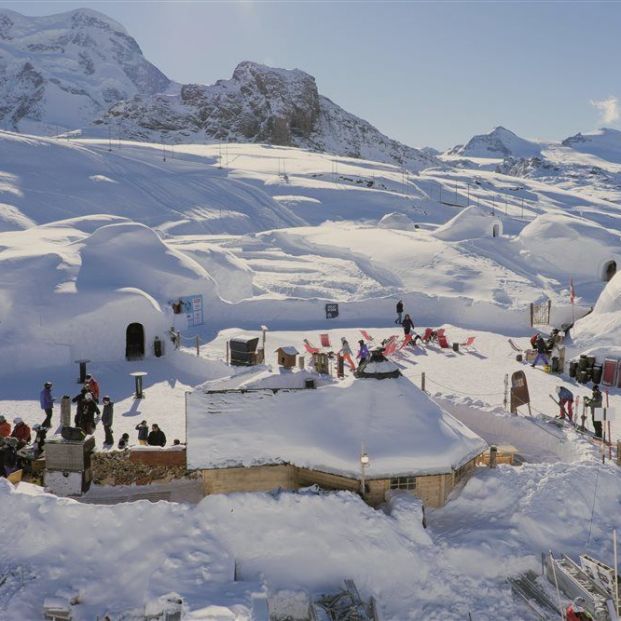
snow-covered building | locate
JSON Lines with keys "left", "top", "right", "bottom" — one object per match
{"left": 433, "top": 205, "right": 503, "bottom": 241}
{"left": 186, "top": 374, "right": 487, "bottom": 507}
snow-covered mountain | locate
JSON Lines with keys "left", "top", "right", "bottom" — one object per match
{"left": 97, "top": 60, "right": 437, "bottom": 170}
{"left": 447, "top": 126, "right": 542, "bottom": 159}
{"left": 0, "top": 8, "right": 170, "bottom": 133}
{"left": 562, "top": 127, "right": 621, "bottom": 164}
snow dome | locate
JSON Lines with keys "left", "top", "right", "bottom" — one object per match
{"left": 433, "top": 205, "right": 503, "bottom": 241}
{"left": 378, "top": 212, "right": 418, "bottom": 231}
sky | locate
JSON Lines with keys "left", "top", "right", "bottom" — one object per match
{"left": 1, "top": 1, "right": 620, "bottom": 149}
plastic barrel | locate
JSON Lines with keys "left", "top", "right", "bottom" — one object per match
{"left": 452, "top": 342, "right": 459, "bottom": 352}
{"left": 551, "top": 357, "right": 559, "bottom": 373}
{"left": 569, "top": 361, "right": 578, "bottom": 378}
{"left": 586, "top": 355, "right": 596, "bottom": 368}
{"left": 516, "top": 354, "right": 523, "bottom": 362}
{"left": 578, "top": 355, "right": 589, "bottom": 371}
{"left": 592, "top": 364, "right": 603, "bottom": 384}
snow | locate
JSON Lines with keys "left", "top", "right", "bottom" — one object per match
{"left": 446, "top": 126, "right": 543, "bottom": 159}
{"left": 187, "top": 375, "right": 487, "bottom": 477}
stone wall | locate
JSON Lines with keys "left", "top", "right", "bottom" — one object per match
{"left": 128, "top": 448, "right": 186, "bottom": 467}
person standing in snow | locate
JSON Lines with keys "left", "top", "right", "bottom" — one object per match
{"left": 338, "top": 338, "right": 356, "bottom": 371}
{"left": 531, "top": 335, "right": 549, "bottom": 368}
{"left": 81, "top": 393, "right": 100, "bottom": 436}
{"left": 147, "top": 423, "right": 166, "bottom": 447}
{"left": 395, "top": 300, "right": 404, "bottom": 325}
{"left": 356, "top": 340, "right": 370, "bottom": 368}
{"left": 72, "top": 387, "right": 89, "bottom": 430}
{"left": 584, "top": 384, "right": 603, "bottom": 438}
{"left": 39, "top": 381, "right": 54, "bottom": 429}
{"left": 84, "top": 374, "right": 100, "bottom": 403}
{"left": 556, "top": 385, "right": 574, "bottom": 421}
{"left": 0, "top": 415, "right": 10, "bottom": 438}
{"left": 135, "top": 420, "right": 149, "bottom": 445}
{"left": 101, "top": 396, "right": 114, "bottom": 447}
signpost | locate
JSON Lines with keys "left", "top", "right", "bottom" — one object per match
{"left": 510, "top": 370, "right": 531, "bottom": 415}
{"left": 325, "top": 303, "right": 339, "bottom": 319}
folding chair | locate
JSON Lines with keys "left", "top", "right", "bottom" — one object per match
{"left": 398, "top": 334, "right": 413, "bottom": 350}
{"left": 382, "top": 338, "right": 398, "bottom": 357}
{"left": 438, "top": 335, "right": 450, "bottom": 349}
{"left": 461, "top": 336, "right": 477, "bottom": 350}
{"left": 303, "top": 339, "right": 320, "bottom": 355}
{"left": 436, "top": 328, "right": 446, "bottom": 339}
{"left": 319, "top": 333, "right": 331, "bottom": 348}
{"left": 360, "top": 329, "right": 374, "bottom": 342}
{"left": 421, "top": 328, "right": 434, "bottom": 343}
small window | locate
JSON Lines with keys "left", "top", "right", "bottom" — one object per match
{"left": 390, "top": 476, "right": 416, "bottom": 490}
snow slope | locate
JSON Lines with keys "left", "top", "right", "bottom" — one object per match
{"left": 446, "top": 126, "right": 543, "bottom": 159}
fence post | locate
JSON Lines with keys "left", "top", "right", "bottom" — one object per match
{"left": 226, "top": 340, "right": 229, "bottom": 365}
{"left": 617, "top": 440, "right": 621, "bottom": 467}
{"left": 503, "top": 374, "right": 508, "bottom": 410}
{"left": 489, "top": 445, "right": 497, "bottom": 469}
{"left": 421, "top": 372, "right": 426, "bottom": 392}
{"left": 530, "top": 303, "right": 534, "bottom": 327}
{"left": 195, "top": 335, "right": 200, "bottom": 357}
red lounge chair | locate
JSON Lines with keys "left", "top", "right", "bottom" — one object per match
{"left": 320, "top": 333, "right": 331, "bottom": 348}
{"left": 399, "top": 334, "right": 413, "bottom": 350}
{"left": 438, "top": 335, "right": 450, "bottom": 349}
{"left": 382, "top": 337, "right": 398, "bottom": 357}
{"left": 461, "top": 336, "right": 476, "bottom": 350}
{"left": 421, "top": 328, "right": 434, "bottom": 343}
{"left": 303, "top": 339, "right": 320, "bottom": 355}
{"left": 360, "top": 329, "right": 374, "bottom": 342}
{"left": 436, "top": 328, "right": 446, "bottom": 339}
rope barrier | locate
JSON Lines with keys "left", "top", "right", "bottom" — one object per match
{"left": 423, "top": 376, "right": 506, "bottom": 398}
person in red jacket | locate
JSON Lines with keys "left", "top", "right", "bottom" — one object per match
{"left": 85, "top": 374, "right": 100, "bottom": 403}
{"left": 0, "top": 415, "right": 11, "bottom": 438}
{"left": 566, "top": 598, "right": 594, "bottom": 621}
{"left": 11, "top": 417, "right": 31, "bottom": 448}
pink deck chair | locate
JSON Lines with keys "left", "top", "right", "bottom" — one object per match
{"left": 438, "top": 334, "right": 450, "bottom": 349}
{"left": 436, "top": 328, "right": 446, "bottom": 339}
{"left": 319, "top": 333, "right": 331, "bottom": 348}
{"left": 461, "top": 336, "right": 477, "bottom": 350}
{"left": 382, "top": 337, "right": 398, "bottom": 357}
{"left": 303, "top": 339, "right": 320, "bottom": 355}
{"left": 360, "top": 329, "right": 374, "bottom": 342}
{"left": 398, "top": 334, "right": 413, "bottom": 350}
{"left": 421, "top": 328, "right": 434, "bottom": 343}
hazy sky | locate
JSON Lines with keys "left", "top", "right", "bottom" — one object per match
{"left": 2, "top": 1, "right": 620, "bottom": 149}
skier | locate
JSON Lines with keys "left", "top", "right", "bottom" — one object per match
{"left": 395, "top": 300, "right": 404, "bottom": 325}
{"left": 147, "top": 423, "right": 167, "bottom": 447}
{"left": 135, "top": 420, "right": 149, "bottom": 445}
{"left": 338, "top": 338, "right": 356, "bottom": 371}
{"left": 118, "top": 433, "right": 130, "bottom": 450}
{"left": 0, "top": 415, "right": 10, "bottom": 438}
{"left": 101, "top": 396, "right": 114, "bottom": 447}
{"left": 531, "top": 335, "right": 549, "bottom": 368}
{"left": 81, "top": 393, "right": 100, "bottom": 436}
{"left": 11, "top": 418, "right": 31, "bottom": 448}
{"left": 39, "top": 381, "right": 54, "bottom": 428}
{"left": 584, "top": 384, "right": 603, "bottom": 438}
{"left": 84, "top": 374, "right": 100, "bottom": 403}
{"left": 556, "top": 385, "right": 574, "bottom": 421}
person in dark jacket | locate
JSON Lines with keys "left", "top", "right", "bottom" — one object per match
{"left": 39, "top": 381, "right": 54, "bottom": 428}
{"left": 135, "top": 420, "right": 149, "bottom": 445}
{"left": 395, "top": 300, "right": 404, "bottom": 325}
{"left": 81, "top": 393, "right": 100, "bottom": 436}
{"left": 531, "top": 335, "right": 549, "bottom": 368}
{"left": 147, "top": 423, "right": 166, "bottom": 447}
{"left": 556, "top": 385, "right": 574, "bottom": 421}
{"left": 118, "top": 433, "right": 130, "bottom": 450}
{"left": 584, "top": 385, "right": 603, "bottom": 438}
{"left": 72, "top": 387, "right": 89, "bottom": 430}
{"left": 101, "top": 396, "right": 114, "bottom": 446}
{"left": 402, "top": 314, "right": 414, "bottom": 336}
{"left": 32, "top": 424, "right": 47, "bottom": 457}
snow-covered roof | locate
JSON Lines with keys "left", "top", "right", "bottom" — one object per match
{"left": 187, "top": 376, "right": 487, "bottom": 478}
{"left": 276, "top": 346, "right": 299, "bottom": 356}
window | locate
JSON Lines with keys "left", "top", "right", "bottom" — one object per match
{"left": 390, "top": 476, "right": 416, "bottom": 490}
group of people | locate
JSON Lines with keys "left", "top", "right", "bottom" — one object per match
{"left": 554, "top": 384, "right": 604, "bottom": 438}
{"left": 529, "top": 329, "right": 562, "bottom": 369}
{"left": 395, "top": 300, "right": 423, "bottom": 345}
{"left": 337, "top": 337, "right": 370, "bottom": 371}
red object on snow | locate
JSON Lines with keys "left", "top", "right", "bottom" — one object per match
{"left": 461, "top": 336, "right": 476, "bottom": 350}
{"left": 303, "top": 340, "right": 320, "bottom": 355}
{"left": 601, "top": 359, "right": 617, "bottom": 386}
{"left": 319, "top": 333, "right": 331, "bottom": 348}
{"left": 399, "top": 334, "right": 413, "bottom": 350}
{"left": 438, "top": 335, "right": 450, "bottom": 349}
{"left": 421, "top": 328, "right": 434, "bottom": 343}
{"left": 360, "top": 329, "right": 374, "bottom": 342}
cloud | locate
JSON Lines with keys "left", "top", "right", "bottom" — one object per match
{"left": 590, "top": 96, "right": 620, "bottom": 125}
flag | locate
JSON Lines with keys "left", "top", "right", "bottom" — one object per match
{"left": 569, "top": 278, "right": 575, "bottom": 304}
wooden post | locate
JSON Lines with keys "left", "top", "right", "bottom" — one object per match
{"left": 489, "top": 445, "right": 497, "bottom": 469}
{"left": 421, "top": 372, "right": 426, "bottom": 392}
{"left": 337, "top": 354, "right": 344, "bottom": 379}
{"left": 503, "top": 374, "right": 508, "bottom": 410}
{"left": 226, "top": 340, "right": 230, "bottom": 365}
{"left": 195, "top": 335, "right": 200, "bottom": 357}
{"left": 60, "top": 395, "right": 71, "bottom": 428}
{"left": 617, "top": 440, "right": 621, "bottom": 467}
